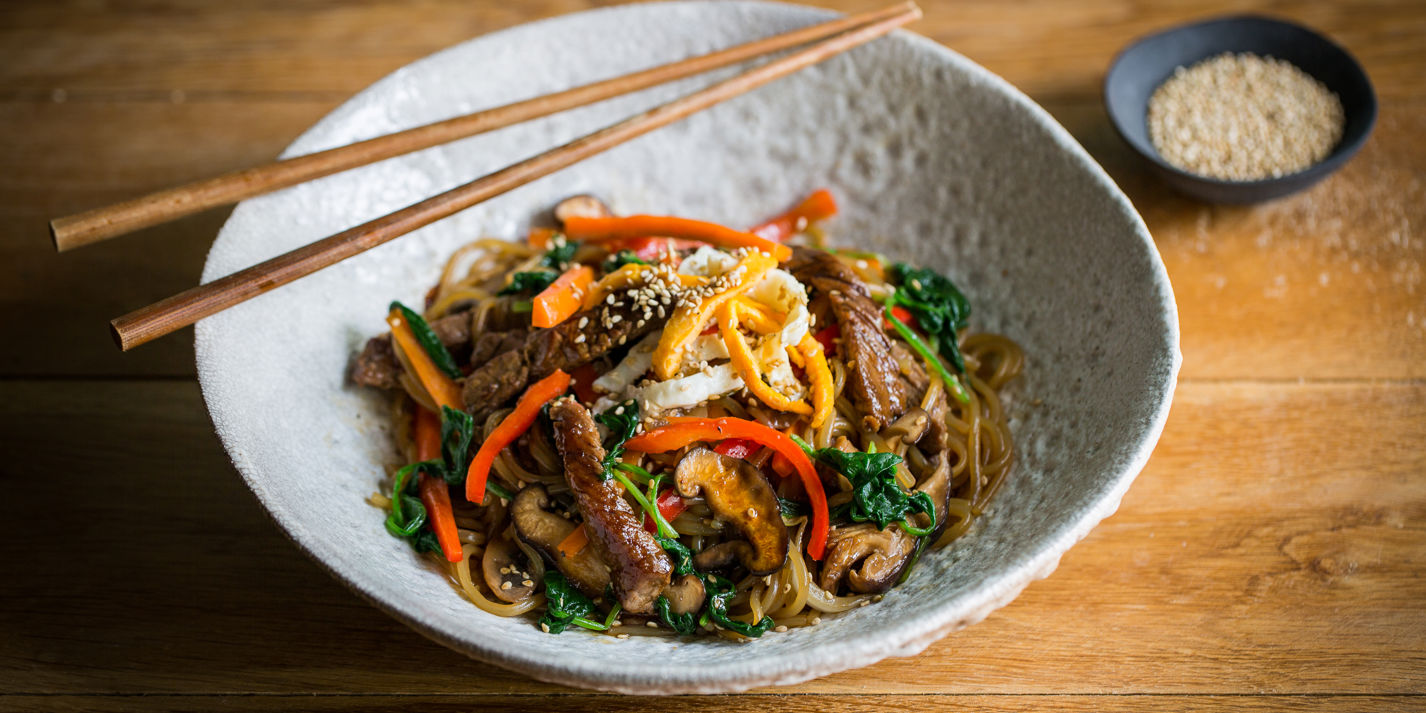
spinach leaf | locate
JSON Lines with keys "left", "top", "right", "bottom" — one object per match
{"left": 777, "top": 497, "right": 807, "bottom": 519}
{"left": 656, "top": 596, "right": 700, "bottom": 635}
{"left": 389, "top": 301, "right": 462, "bottom": 379}
{"left": 602, "top": 249, "right": 650, "bottom": 273}
{"left": 437, "top": 406, "right": 476, "bottom": 486}
{"left": 411, "top": 528, "right": 442, "bottom": 554}
{"left": 497, "top": 270, "right": 558, "bottom": 296}
{"left": 797, "top": 438, "right": 936, "bottom": 534}
{"left": 539, "top": 571, "right": 598, "bottom": 634}
{"left": 540, "top": 238, "right": 580, "bottom": 269}
{"left": 887, "top": 263, "right": 971, "bottom": 374}
{"left": 596, "top": 400, "right": 640, "bottom": 480}
{"left": 702, "top": 574, "right": 774, "bottom": 638}
{"left": 657, "top": 535, "right": 695, "bottom": 577}
{"left": 384, "top": 461, "right": 432, "bottom": 539}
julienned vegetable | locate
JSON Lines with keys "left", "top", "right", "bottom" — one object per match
{"left": 748, "top": 188, "right": 838, "bottom": 243}
{"left": 532, "top": 265, "right": 594, "bottom": 328}
{"left": 625, "top": 417, "right": 829, "bottom": 560}
{"left": 388, "top": 302, "right": 462, "bottom": 379}
{"left": 887, "top": 263, "right": 971, "bottom": 374}
{"left": 497, "top": 270, "right": 558, "bottom": 296}
{"left": 562, "top": 215, "right": 793, "bottom": 262}
{"left": 465, "top": 369, "right": 571, "bottom": 504}
{"left": 540, "top": 571, "right": 622, "bottom": 634}
{"left": 795, "top": 436, "right": 936, "bottom": 537}
{"left": 387, "top": 303, "right": 464, "bottom": 410}
{"left": 413, "top": 408, "right": 463, "bottom": 562}
{"left": 884, "top": 303, "right": 970, "bottom": 404}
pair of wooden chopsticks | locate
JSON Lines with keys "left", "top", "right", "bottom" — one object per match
{"left": 72, "top": 2, "right": 921, "bottom": 350}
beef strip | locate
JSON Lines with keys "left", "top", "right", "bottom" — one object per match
{"left": 788, "top": 247, "right": 909, "bottom": 431}
{"left": 548, "top": 398, "right": 672, "bottom": 615}
{"left": 461, "top": 301, "right": 664, "bottom": 420}
{"left": 350, "top": 309, "right": 474, "bottom": 389}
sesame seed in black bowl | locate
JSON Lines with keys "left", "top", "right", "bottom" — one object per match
{"left": 1104, "top": 15, "right": 1377, "bottom": 204}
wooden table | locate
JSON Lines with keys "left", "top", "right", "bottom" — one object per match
{"left": 3, "top": 1, "right": 1422, "bottom": 710}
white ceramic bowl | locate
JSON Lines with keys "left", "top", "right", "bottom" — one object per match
{"left": 196, "top": 0, "right": 1179, "bottom": 694}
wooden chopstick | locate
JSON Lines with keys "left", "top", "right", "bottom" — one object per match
{"left": 109, "top": 3, "right": 921, "bottom": 351}
{"left": 50, "top": 3, "right": 918, "bottom": 253}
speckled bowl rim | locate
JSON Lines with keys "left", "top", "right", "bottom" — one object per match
{"left": 195, "top": 1, "right": 1180, "bottom": 694}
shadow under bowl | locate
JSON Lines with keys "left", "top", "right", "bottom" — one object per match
{"left": 1105, "top": 14, "right": 1376, "bottom": 204}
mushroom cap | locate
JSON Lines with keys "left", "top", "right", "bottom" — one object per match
{"left": 554, "top": 194, "right": 612, "bottom": 224}
{"left": 674, "top": 447, "right": 788, "bottom": 576}
{"left": 819, "top": 523, "right": 917, "bottom": 594}
{"left": 511, "top": 484, "right": 611, "bottom": 597}
{"left": 481, "top": 535, "right": 535, "bottom": 603}
{"left": 662, "top": 573, "right": 707, "bottom": 616}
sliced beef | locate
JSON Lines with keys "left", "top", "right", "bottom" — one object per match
{"left": 350, "top": 309, "right": 474, "bottom": 389}
{"left": 788, "top": 247, "right": 909, "bottom": 431}
{"left": 461, "top": 301, "right": 664, "bottom": 420}
{"left": 549, "top": 398, "right": 672, "bottom": 615}
{"left": 351, "top": 332, "right": 401, "bottom": 389}
{"left": 469, "top": 329, "right": 528, "bottom": 368}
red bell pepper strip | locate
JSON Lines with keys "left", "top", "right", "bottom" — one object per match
{"left": 884, "top": 305, "right": 917, "bottom": 331}
{"left": 413, "top": 407, "right": 463, "bottom": 563}
{"left": 608, "top": 235, "right": 697, "bottom": 262}
{"left": 641, "top": 488, "right": 689, "bottom": 533}
{"left": 465, "top": 369, "right": 571, "bottom": 504}
{"left": 713, "top": 438, "right": 759, "bottom": 460}
{"left": 569, "top": 363, "right": 601, "bottom": 404}
{"left": 625, "top": 417, "right": 828, "bottom": 559}
{"left": 812, "top": 324, "right": 840, "bottom": 355}
{"left": 563, "top": 215, "right": 792, "bottom": 262}
{"left": 749, "top": 188, "right": 838, "bottom": 242}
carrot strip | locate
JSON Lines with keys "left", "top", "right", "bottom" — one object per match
{"left": 465, "top": 369, "right": 571, "bottom": 504}
{"left": 749, "top": 188, "right": 838, "bottom": 242}
{"left": 557, "top": 524, "right": 589, "bottom": 560}
{"left": 532, "top": 265, "right": 594, "bottom": 329}
{"left": 387, "top": 307, "right": 464, "bottom": 411}
{"left": 582, "top": 263, "right": 705, "bottom": 310}
{"left": 411, "top": 407, "right": 463, "bottom": 562}
{"left": 625, "top": 417, "right": 829, "bottom": 560}
{"left": 718, "top": 301, "right": 811, "bottom": 416}
{"left": 563, "top": 215, "right": 792, "bottom": 262}
{"left": 528, "top": 227, "right": 557, "bottom": 250}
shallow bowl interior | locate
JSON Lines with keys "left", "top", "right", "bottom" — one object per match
{"left": 1105, "top": 14, "right": 1377, "bottom": 204}
{"left": 195, "top": 0, "right": 1179, "bottom": 694}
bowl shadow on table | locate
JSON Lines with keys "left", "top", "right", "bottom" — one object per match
{"left": 1, "top": 381, "right": 541, "bottom": 693}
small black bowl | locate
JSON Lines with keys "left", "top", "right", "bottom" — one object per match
{"left": 1104, "top": 15, "right": 1376, "bottom": 204}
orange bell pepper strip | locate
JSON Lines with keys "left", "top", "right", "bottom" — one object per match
{"left": 625, "top": 417, "right": 828, "bottom": 559}
{"left": 749, "top": 188, "right": 838, "bottom": 242}
{"left": 718, "top": 301, "right": 811, "bottom": 416}
{"left": 795, "top": 334, "right": 834, "bottom": 430}
{"left": 412, "top": 406, "right": 463, "bottom": 563}
{"left": 581, "top": 263, "right": 705, "bottom": 311}
{"left": 532, "top": 265, "right": 594, "bottom": 329}
{"left": 465, "top": 369, "right": 571, "bottom": 503}
{"left": 563, "top": 215, "right": 792, "bottom": 262}
{"left": 387, "top": 307, "right": 464, "bottom": 411}
{"left": 652, "top": 251, "right": 776, "bottom": 380}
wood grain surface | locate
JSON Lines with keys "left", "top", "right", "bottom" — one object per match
{"left": 1, "top": 1, "right": 1423, "bottom": 711}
